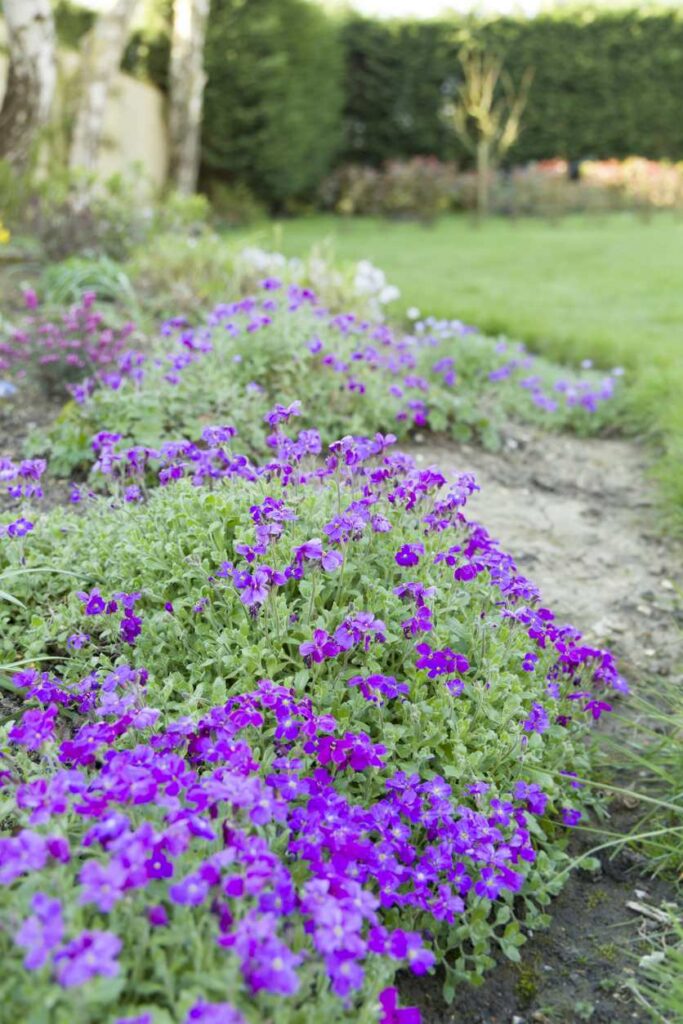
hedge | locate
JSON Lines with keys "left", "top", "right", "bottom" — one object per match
{"left": 113, "top": 3, "right": 683, "bottom": 198}
{"left": 341, "top": 8, "right": 683, "bottom": 168}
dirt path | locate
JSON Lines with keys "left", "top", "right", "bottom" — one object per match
{"left": 399, "top": 426, "right": 682, "bottom": 1024}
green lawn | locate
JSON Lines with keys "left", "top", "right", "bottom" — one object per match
{"left": 231, "top": 212, "right": 683, "bottom": 525}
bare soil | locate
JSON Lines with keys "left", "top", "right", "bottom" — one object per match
{"left": 399, "top": 426, "right": 682, "bottom": 1024}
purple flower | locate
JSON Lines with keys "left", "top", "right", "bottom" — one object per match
{"left": 523, "top": 702, "right": 550, "bottom": 734}
{"left": 379, "top": 987, "right": 421, "bottom": 1024}
{"left": 169, "top": 873, "right": 209, "bottom": 906}
{"left": 388, "top": 930, "right": 435, "bottom": 975}
{"left": 53, "top": 930, "right": 122, "bottom": 987}
{"left": 117, "top": 1017, "right": 153, "bottom": 1024}
{"left": 15, "top": 893, "right": 64, "bottom": 969}
{"left": 8, "top": 704, "right": 58, "bottom": 750}
{"left": 415, "top": 642, "right": 469, "bottom": 678}
{"left": 120, "top": 612, "right": 142, "bottom": 645}
{"left": 584, "top": 699, "right": 612, "bottom": 720}
{"left": 513, "top": 780, "right": 548, "bottom": 815}
{"left": 76, "top": 588, "right": 107, "bottom": 616}
{"left": 147, "top": 905, "right": 169, "bottom": 927}
{"left": 185, "top": 1002, "right": 246, "bottom": 1024}
{"left": 79, "top": 858, "right": 127, "bottom": 912}
{"left": 6, "top": 517, "right": 33, "bottom": 538}
{"left": 395, "top": 543, "right": 424, "bottom": 567}
{"left": 66, "top": 632, "right": 90, "bottom": 650}
{"left": 299, "top": 629, "right": 340, "bottom": 664}
{"left": 561, "top": 807, "right": 582, "bottom": 826}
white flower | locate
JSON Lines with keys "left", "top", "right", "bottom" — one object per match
{"left": 379, "top": 285, "right": 400, "bottom": 305}
{"left": 406, "top": 306, "right": 421, "bottom": 320}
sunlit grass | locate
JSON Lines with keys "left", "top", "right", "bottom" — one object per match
{"left": 229, "top": 211, "right": 683, "bottom": 527}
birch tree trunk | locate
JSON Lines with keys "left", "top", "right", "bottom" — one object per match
{"left": 68, "top": 0, "right": 138, "bottom": 174}
{"left": 0, "top": 0, "right": 56, "bottom": 170}
{"left": 169, "top": 0, "right": 210, "bottom": 195}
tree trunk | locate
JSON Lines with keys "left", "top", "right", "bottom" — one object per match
{"left": 476, "top": 139, "right": 491, "bottom": 220}
{"left": 169, "top": 0, "right": 210, "bottom": 195}
{"left": 0, "top": 0, "right": 56, "bottom": 170}
{"left": 68, "top": 0, "right": 138, "bottom": 174}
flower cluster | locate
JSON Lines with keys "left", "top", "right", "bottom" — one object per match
{"left": 0, "top": 274, "right": 625, "bottom": 1023}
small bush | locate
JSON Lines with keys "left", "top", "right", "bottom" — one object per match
{"left": 321, "top": 158, "right": 458, "bottom": 221}
{"left": 207, "top": 181, "right": 267, "bottom": 229}
{"left": 1, "top": 292, "right": 137, "bottom": 398}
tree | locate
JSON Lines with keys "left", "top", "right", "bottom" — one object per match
{"left": 450, "top": 47, "right": 533, "bottom": 217}
{"left": 0, "top": 0, "right": 57, "bottom": 170}
{"left": 169, "top": 0, "right": 210, "bottom": 195}
{"left": 69, "top": 0, "right": 139, "bottom": 174}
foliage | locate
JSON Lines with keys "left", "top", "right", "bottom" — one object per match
{"left": 40, "top": 257, "right": 139, "bottom": 311}
{"left": 320, "top": 159, "right": 458, "bottom": 222}
{"left": 1, "top": 291, "right": 137, "bottom": 398}
{"left": 632, "top": 915, "right": 683, "bottom": 1023}
{"left": 339, "top": 10, "right": 683, "bottom": 169}
{"left": 207, "top": 181, "right": 267, "bottom": 229}
{"left": 0, "top": 386, "right": 626, "bottom": 1020}
{"left": 201, "top": 0, "right": 344, "bottom": 206}
{"left": 124, "top": 235, "right": 401, "bottom": 322}
{"left": 30, "top": 282, "right": 620, "bottom": 480}
{"left": 0, "top": 163, "right": 210, "bottom": 262}
{"left": 53, "top": 0, "right": 96, "bottom": 49}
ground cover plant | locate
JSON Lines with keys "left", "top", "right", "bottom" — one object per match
{"left": 0, "top": 267, "right": 635, "bottom": 1023}
{"left": 12, "top": 282, "right": 619, "bottom": 480}
{"left": 0, "top": 392, "right": 628, "bottom": 1022}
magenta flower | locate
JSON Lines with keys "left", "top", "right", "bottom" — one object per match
{"left": 379, "top": 987, "right": 421, "bottom": 1024}
{"left": 561, "top": 807, "right": 582, "bottom": 826}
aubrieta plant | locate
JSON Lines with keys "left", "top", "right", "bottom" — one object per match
{"left": 1, "top": 290, "right": 136, "bottom": 398}
{"left": 0, "top": 396, "right": 626, "bottom": 1023}
{"left": 22, "top": 279, "right": 623, "bottom": 477}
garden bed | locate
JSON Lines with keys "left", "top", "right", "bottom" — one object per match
{"left": 0, "top": 280, "right": 680, "bottom": 1024}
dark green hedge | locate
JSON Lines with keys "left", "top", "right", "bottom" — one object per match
{"left": 118, "top": 3, "right": 683, "bottom": 200}
{"left": 200, "top": 0, "right": 344, "bottom": 206}
{"left": 341, "top": 9, "right": 683, "bottom": 167}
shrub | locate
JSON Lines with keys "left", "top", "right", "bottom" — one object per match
{"left": 340, "top": 10, "right": 683, "bottom": 169}
{"left": 1, "top": 164, "right": 211, "bottom": 263}
{"left": 40, "top": 257, "right": 139, "bottom": 311}
{"left": 207, "top": 181, "right": 267, "bottom": 229}
{"left": 1, "top": 292, "right": 137, "bottom": 398}
{"left": 0, "top": 407, "right": 626, "bottom": 1021}
{"left": 321, "top": 159, "right": 458, "bottom": 222}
